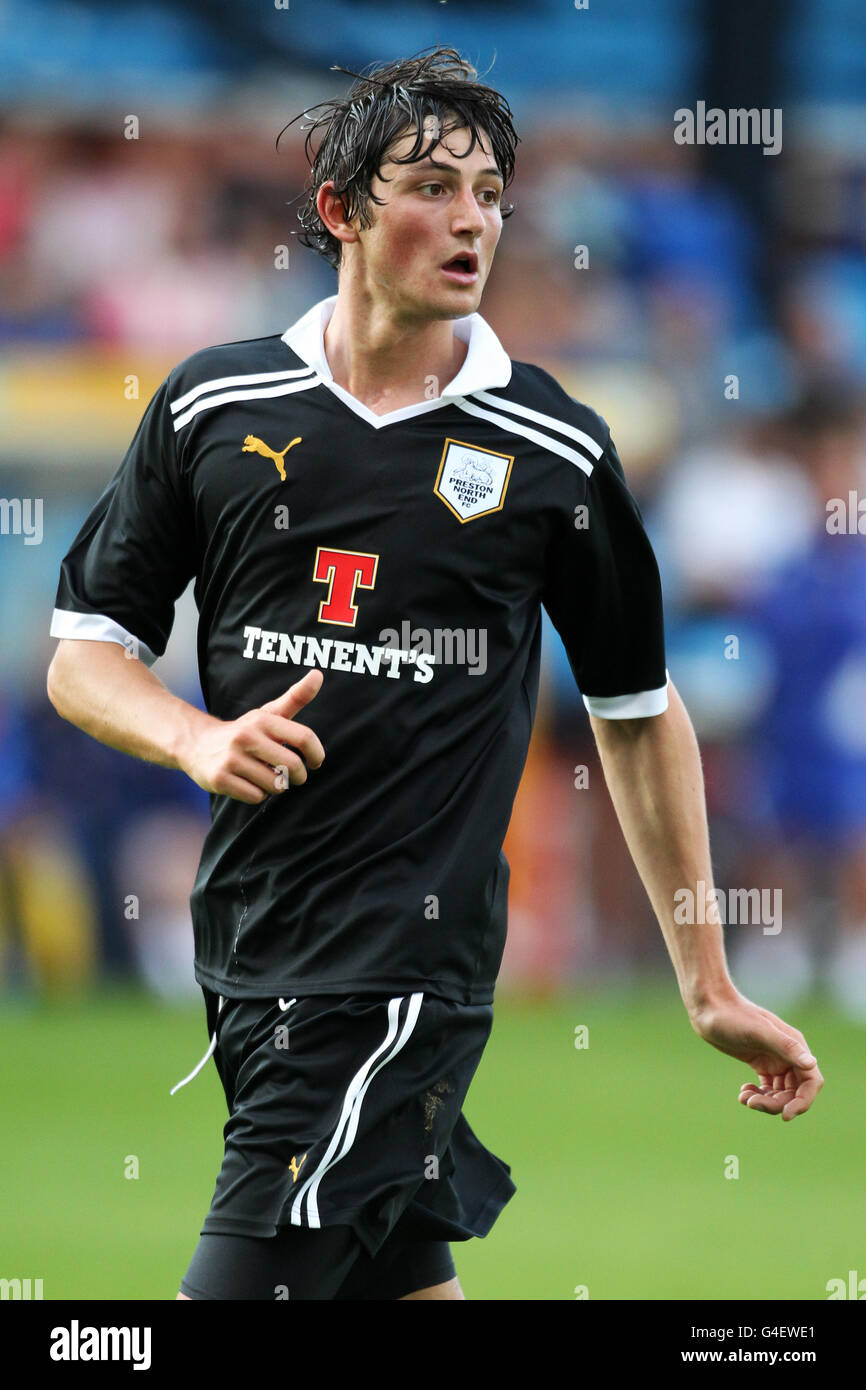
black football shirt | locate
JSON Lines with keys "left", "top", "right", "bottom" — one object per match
{"left": 51, "top": 296, "right": 668, "bottom": 1004}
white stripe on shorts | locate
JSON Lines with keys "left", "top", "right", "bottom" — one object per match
{"left": 290, "top": 992, "right": 424, "bottom": 1229}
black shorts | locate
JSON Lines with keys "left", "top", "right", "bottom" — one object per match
{"left": 183, "top": 986, "right": 514, "bottom": 1296}
{"left": 180, "top": 1216, "right": 459, "bottom": 1301}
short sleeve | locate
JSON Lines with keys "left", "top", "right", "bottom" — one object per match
{"left": 50, "top": 376, "right": 195, "bottom": 666}
{"left": 542, "top": 430, "right": 668, "bottom": 718}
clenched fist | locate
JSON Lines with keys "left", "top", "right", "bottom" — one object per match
{"left": 179, "top": 670, "right": 326, "bottom": 805}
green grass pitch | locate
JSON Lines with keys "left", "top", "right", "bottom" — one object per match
{"left": 0, "top": 986, "right": 859, "bottom": 1300}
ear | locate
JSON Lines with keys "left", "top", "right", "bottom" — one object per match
{"left": 316, "top": 181, "right": 360, "bottom": 251}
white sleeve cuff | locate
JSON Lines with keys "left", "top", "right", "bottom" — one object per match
{"left": 582, "top": 671, "right": 669, "bottom": 719}
{"left": 50, "top": 608, "right": 158, "bottom": 667}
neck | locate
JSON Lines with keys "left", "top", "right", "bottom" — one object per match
{"left": 323, "top": 283, "right": 469, "bottom": 416}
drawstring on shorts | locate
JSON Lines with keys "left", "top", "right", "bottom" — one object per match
{"left": 170, "top": 994, "right": 226, "bottom": 1095}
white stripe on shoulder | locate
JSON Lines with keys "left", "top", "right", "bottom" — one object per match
{"left": 470, "top": 390, "right": 605, "bottom": 460}
{"left": 170, "top": 366, "right": 317, "bottom": 414}
{"left": 290, "top": 993, "right": 424, "bottom": 1230}
{"left": 49, "top": 608, "right": 158, "bottom": 666}
{"left": 172, "top": 373, "right": 323, "bottom": 432}
{"left": 455, "top": 398, "right": 594, "bottom": 476}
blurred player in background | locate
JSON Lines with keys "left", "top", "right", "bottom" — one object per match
{"left": 46, "top": 47, "right": 823, "bottom": 1301}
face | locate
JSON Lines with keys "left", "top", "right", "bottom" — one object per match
{"left": 340, "top": 118, "right": 505, "bottom": 320}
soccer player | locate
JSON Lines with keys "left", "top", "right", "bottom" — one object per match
{"left": 46, "top": 47, "right": 823, "bottom": 1301}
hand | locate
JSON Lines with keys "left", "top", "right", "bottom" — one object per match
{"left": 179, "top": 670, "right": 325, "bottom": 804}
{"left": 689, "top": 991, "right": 823, "bottom": 1121}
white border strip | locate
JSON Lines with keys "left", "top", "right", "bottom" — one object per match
{"left": 290, "top": 992, "right": 424, "bottom": 1230}
{"left": 49, "top": 608, "right": 158, "bottom": 667}
{"left": 583, "top": 673, "right": 669, "bottom": 719}
{"left": 454, "top": 398, "right": 594, "bottom": 476}
{"left": 471, "top": 390, "right": 604, "bottom": 460}
{"left": 170, "top": 366, "right": 317, "bottom": 415}
{"left": 172, "top": 374, "right": 323, "bottom": 432}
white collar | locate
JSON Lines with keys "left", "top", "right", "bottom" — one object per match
{"left": 281, "top": 295, "right": 512, "bottom": 427}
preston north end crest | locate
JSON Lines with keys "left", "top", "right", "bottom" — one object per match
{"left": 434, "top": 438, "right": 514, "bottom": 522}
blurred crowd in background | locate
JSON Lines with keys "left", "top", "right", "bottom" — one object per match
{"left": 1, "top": 0, "right": 865, "bottom": 1018}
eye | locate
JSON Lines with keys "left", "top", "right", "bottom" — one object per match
{"left": 419, "top": 182, "right": 446, "bottom": 196}
{"left": 480, "top": 188, "right": 502, "bottom": 205}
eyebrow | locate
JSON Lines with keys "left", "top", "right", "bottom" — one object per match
{"left": 404, "top": 158, "right": 504, "bottom": 183}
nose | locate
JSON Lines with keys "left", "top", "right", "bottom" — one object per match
{"left": 450, "top": 183, "right": 486, "bottom": 236}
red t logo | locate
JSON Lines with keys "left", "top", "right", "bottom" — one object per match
{"left": 313, "top": 547, "right": 379, "bottom": 627}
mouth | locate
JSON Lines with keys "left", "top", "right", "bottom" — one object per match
{"left": 441, "top": 250, "right": 479, "bottom": 285}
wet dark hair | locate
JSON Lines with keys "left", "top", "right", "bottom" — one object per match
{"left": 278, "top": 45, "right": 519, "bottom": 269}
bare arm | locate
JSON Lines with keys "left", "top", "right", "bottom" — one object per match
{"left": 48, "top": 637, "right": 211, "bottom": 770}
{"left": 590, "top": 679, "right": 823, "bottom": 1120}
{"left": 46, "top": 638, "right": 325, "bottom": 805}
{"left": 589, "top": 680, "right": 732, "bottom": 1015}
